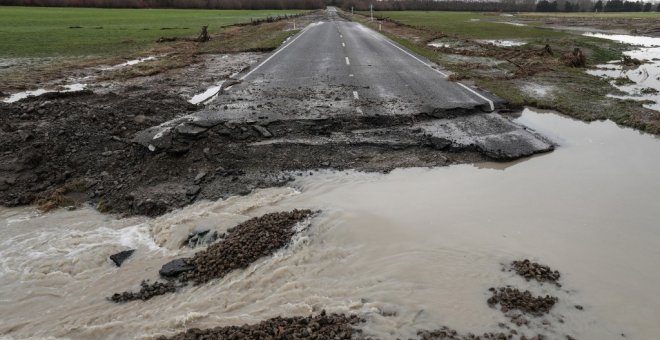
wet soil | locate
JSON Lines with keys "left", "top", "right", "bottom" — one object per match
{"left": 0, "top": 85, "right": 547, "bottom": 216}
{"left": 158, "top": 311, "right": 364, "bottom": 340}
{"left": 110, "top": 210, "right": 313, "bottom": 302}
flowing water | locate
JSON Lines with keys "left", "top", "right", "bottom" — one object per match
{"left": 1, "top": 108, "right": 660, "bottom": 339}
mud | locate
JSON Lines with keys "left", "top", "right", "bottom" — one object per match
{"left": 110, "top": 210, "right": 313, "bottom": 302}
{"left": 158, "top": 311, "right": 364, "bottom": 340}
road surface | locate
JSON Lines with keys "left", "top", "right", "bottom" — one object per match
{"left": 135, "top": 8, "right": 554, "bottom": 161}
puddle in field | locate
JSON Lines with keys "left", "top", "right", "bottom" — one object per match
{"left": 584, "top": 33, "right": 660, "bottom": 111}
{"left": 1, "top": 108, "right": 660, "bottom": 339}
{"left": 476, "top": 39, "right": 527, "bottom": 47}
{"left": 100, "top": 56, "right": 158, "bottom": 71}
{"left": 496, "top": 21, "right": 527, "bottom": 27}
{"left": 2, "top": 83, "right": 87, "bottom": 103}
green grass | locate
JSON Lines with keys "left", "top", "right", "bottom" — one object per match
{"left": 361, "top": 11, "right": 567, "bottom": 39}
{"left": 0, "top": 6, "right": 303, "bottom": 57}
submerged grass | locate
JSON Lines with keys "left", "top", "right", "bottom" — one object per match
{"left": 0, "top": 6, "right": 303, "bottom": 57}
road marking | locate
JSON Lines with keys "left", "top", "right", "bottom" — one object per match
{"left": 342, "top": 42, "right": 345, "bottom": 47}
{"left": 349, "top": 74, "right": 354, "bottom": 77}
{"left": 361, "top": 26, "right": 495, "bottom": 111}
{"left": 239, "top": 24, "right": 312, "bottom": 81}
{"left": 353, "top": 91, "right": 359, "bottom": 99}
{"left": 340, "top": 34, "right": 343, "bottom": 38}
{"left": 345, "top": 57, "right": 350, "bottom": 65}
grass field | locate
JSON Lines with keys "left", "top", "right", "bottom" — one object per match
{"left": 0, "top": 6, "right": 303, "bottom": 57}
{"left": 362, "top": 11, "right": 568, "bottom": 39}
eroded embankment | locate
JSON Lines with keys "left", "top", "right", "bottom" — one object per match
{"left": 0, "top": 86, "right": 552, "bottom": 217}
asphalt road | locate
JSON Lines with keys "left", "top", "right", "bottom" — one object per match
{"left": 210, "top": 7, "right": 497, "bottom": 121}
{"left": 135, "top": 8, "right": 554, "bottom": 160}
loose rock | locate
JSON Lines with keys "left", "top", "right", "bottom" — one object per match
{"left": 157, "top": 310, "right": 363, "bottom": 340}
{"left": 109, "top": 249, "right": 135, "bottom": 267}
{"left": 509, "top": 259, "right": 561, "bottom": 285}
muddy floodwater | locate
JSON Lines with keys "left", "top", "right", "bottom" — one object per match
{"left": 1, "top": 108, "right": 660, "bottom": 339}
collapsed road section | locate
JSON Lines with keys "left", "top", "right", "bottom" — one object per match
{"left": 0, "top": 9, "right": 553, "bottom": 217}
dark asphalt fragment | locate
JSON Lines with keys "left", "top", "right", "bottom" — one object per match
{"left": 109, "top": 249, "right": 135, "bottom": 267}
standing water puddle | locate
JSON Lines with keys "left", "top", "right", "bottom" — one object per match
{"left": 1, "top": 108, "right": 660, "bottom": 339}
{"left": 2, "top": 83, "right": 87, "bottom": 103}
{"left": 584, "top": 33, "right": 660, "bottom": 111}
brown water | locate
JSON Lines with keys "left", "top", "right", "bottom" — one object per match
{"left": 1, "top": 108, "right": 660, "bottom": 339}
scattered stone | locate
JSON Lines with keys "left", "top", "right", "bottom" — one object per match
{"left": 487, "top": 287, "right": 558, "bottom": 316}
{"left": 253, "top": 124, "right": 273, "bottom": 137}
{"left": 180, "top": 209, "right": 314, "bottom": 284}
{"left": 193, "top": 171, "right": 207, "bottom": 184}
{"left": 109, "top": 249, "right": 135, "bottom": 267}
{"left": 418, "top": 326, "right": 544, "bottom": 340}
{"left": 158, "top": 310, "right": 363, "bottom": 340}
{"left": 185, "top": 185, "right": 201, "bottom": 196}
{"left": 109, "top": 280, "right": 176, "bottom": 303}
{"left": 574, "top": 305, "right": 583, "bottom": 310}
{"left": 509, "top": 259, "right": 561, "bottom": 285}
{"left": 109, "top": 210, "right": 314, "bottom": 301}
{"left": 159, "top": 258, "right": 195, "bottom": 278}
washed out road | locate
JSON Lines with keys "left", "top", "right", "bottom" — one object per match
{"left": 136, "top": 8, "right": 552, "bottom": 163}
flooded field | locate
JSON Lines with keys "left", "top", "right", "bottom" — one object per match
{"left": 1, "top": 108, "right": 659, "bottom": 339}
{"left": 585, "top": 33, "right": 660, "bottom": 111}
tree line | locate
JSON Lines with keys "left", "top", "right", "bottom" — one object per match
{"left": 335, "top": 0, "right": 660, "bottom": 12}
{"left": 1, "top": 0, "right": 658, "bottom": 12}
{"left": 536, "top": 0, "right": 658, "bottom": 12}
{"left": 0, "top": 0, "right": 325, "bottom": 9}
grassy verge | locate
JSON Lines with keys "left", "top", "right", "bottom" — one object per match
{"left": 0, "top": 6, "right": 304, "bottom": 57}
{"left": 350, "top": 11, "right": 660, "bottom": 134}
{"left": 0, "top": 8, "right": 305, "bottom": 90}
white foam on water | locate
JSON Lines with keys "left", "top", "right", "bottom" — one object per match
{"left": 100, "top": 56, "right": 158, "bottom": 71}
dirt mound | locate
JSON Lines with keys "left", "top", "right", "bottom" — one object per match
{"left": 0, "top": 90, "right": 197, "bottom": 210}
{"left": 110, "top": 210, "right": 314, "bottom": 302}
{"left": 180, "top": 209, "right": 314, "bottom": 284}
{"left": 487, "top": 287, "right": 558, "bottom": 316}
{"left": 158, "top": 310, "right": 364, "bottom": 340}
{"left": 509, "top": 259, "right": 561, "bottom": 285}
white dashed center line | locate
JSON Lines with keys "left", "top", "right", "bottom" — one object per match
{"left": 342, "top": 42, "right": 345, "bottom": 47}
{"left": 353, "top": 91, "right": 359, "bottom": 100}
{"left": 349, "top": 74, "right": 354, "bottom": 77}
{"left": 345, "top": 57, "right": 350, "bottom": 65}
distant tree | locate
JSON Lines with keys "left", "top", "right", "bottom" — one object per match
{"left": 536, "top": 0, "right": 559, "bottom": 12}
{"left": 604, "top": 0, "right": 624, "bottom": 11}
{"left": 643, "top": 2, "right": 652, "bottom": 11}
{"left": 593, "top": 0, "right": 604, "bottom": 11}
